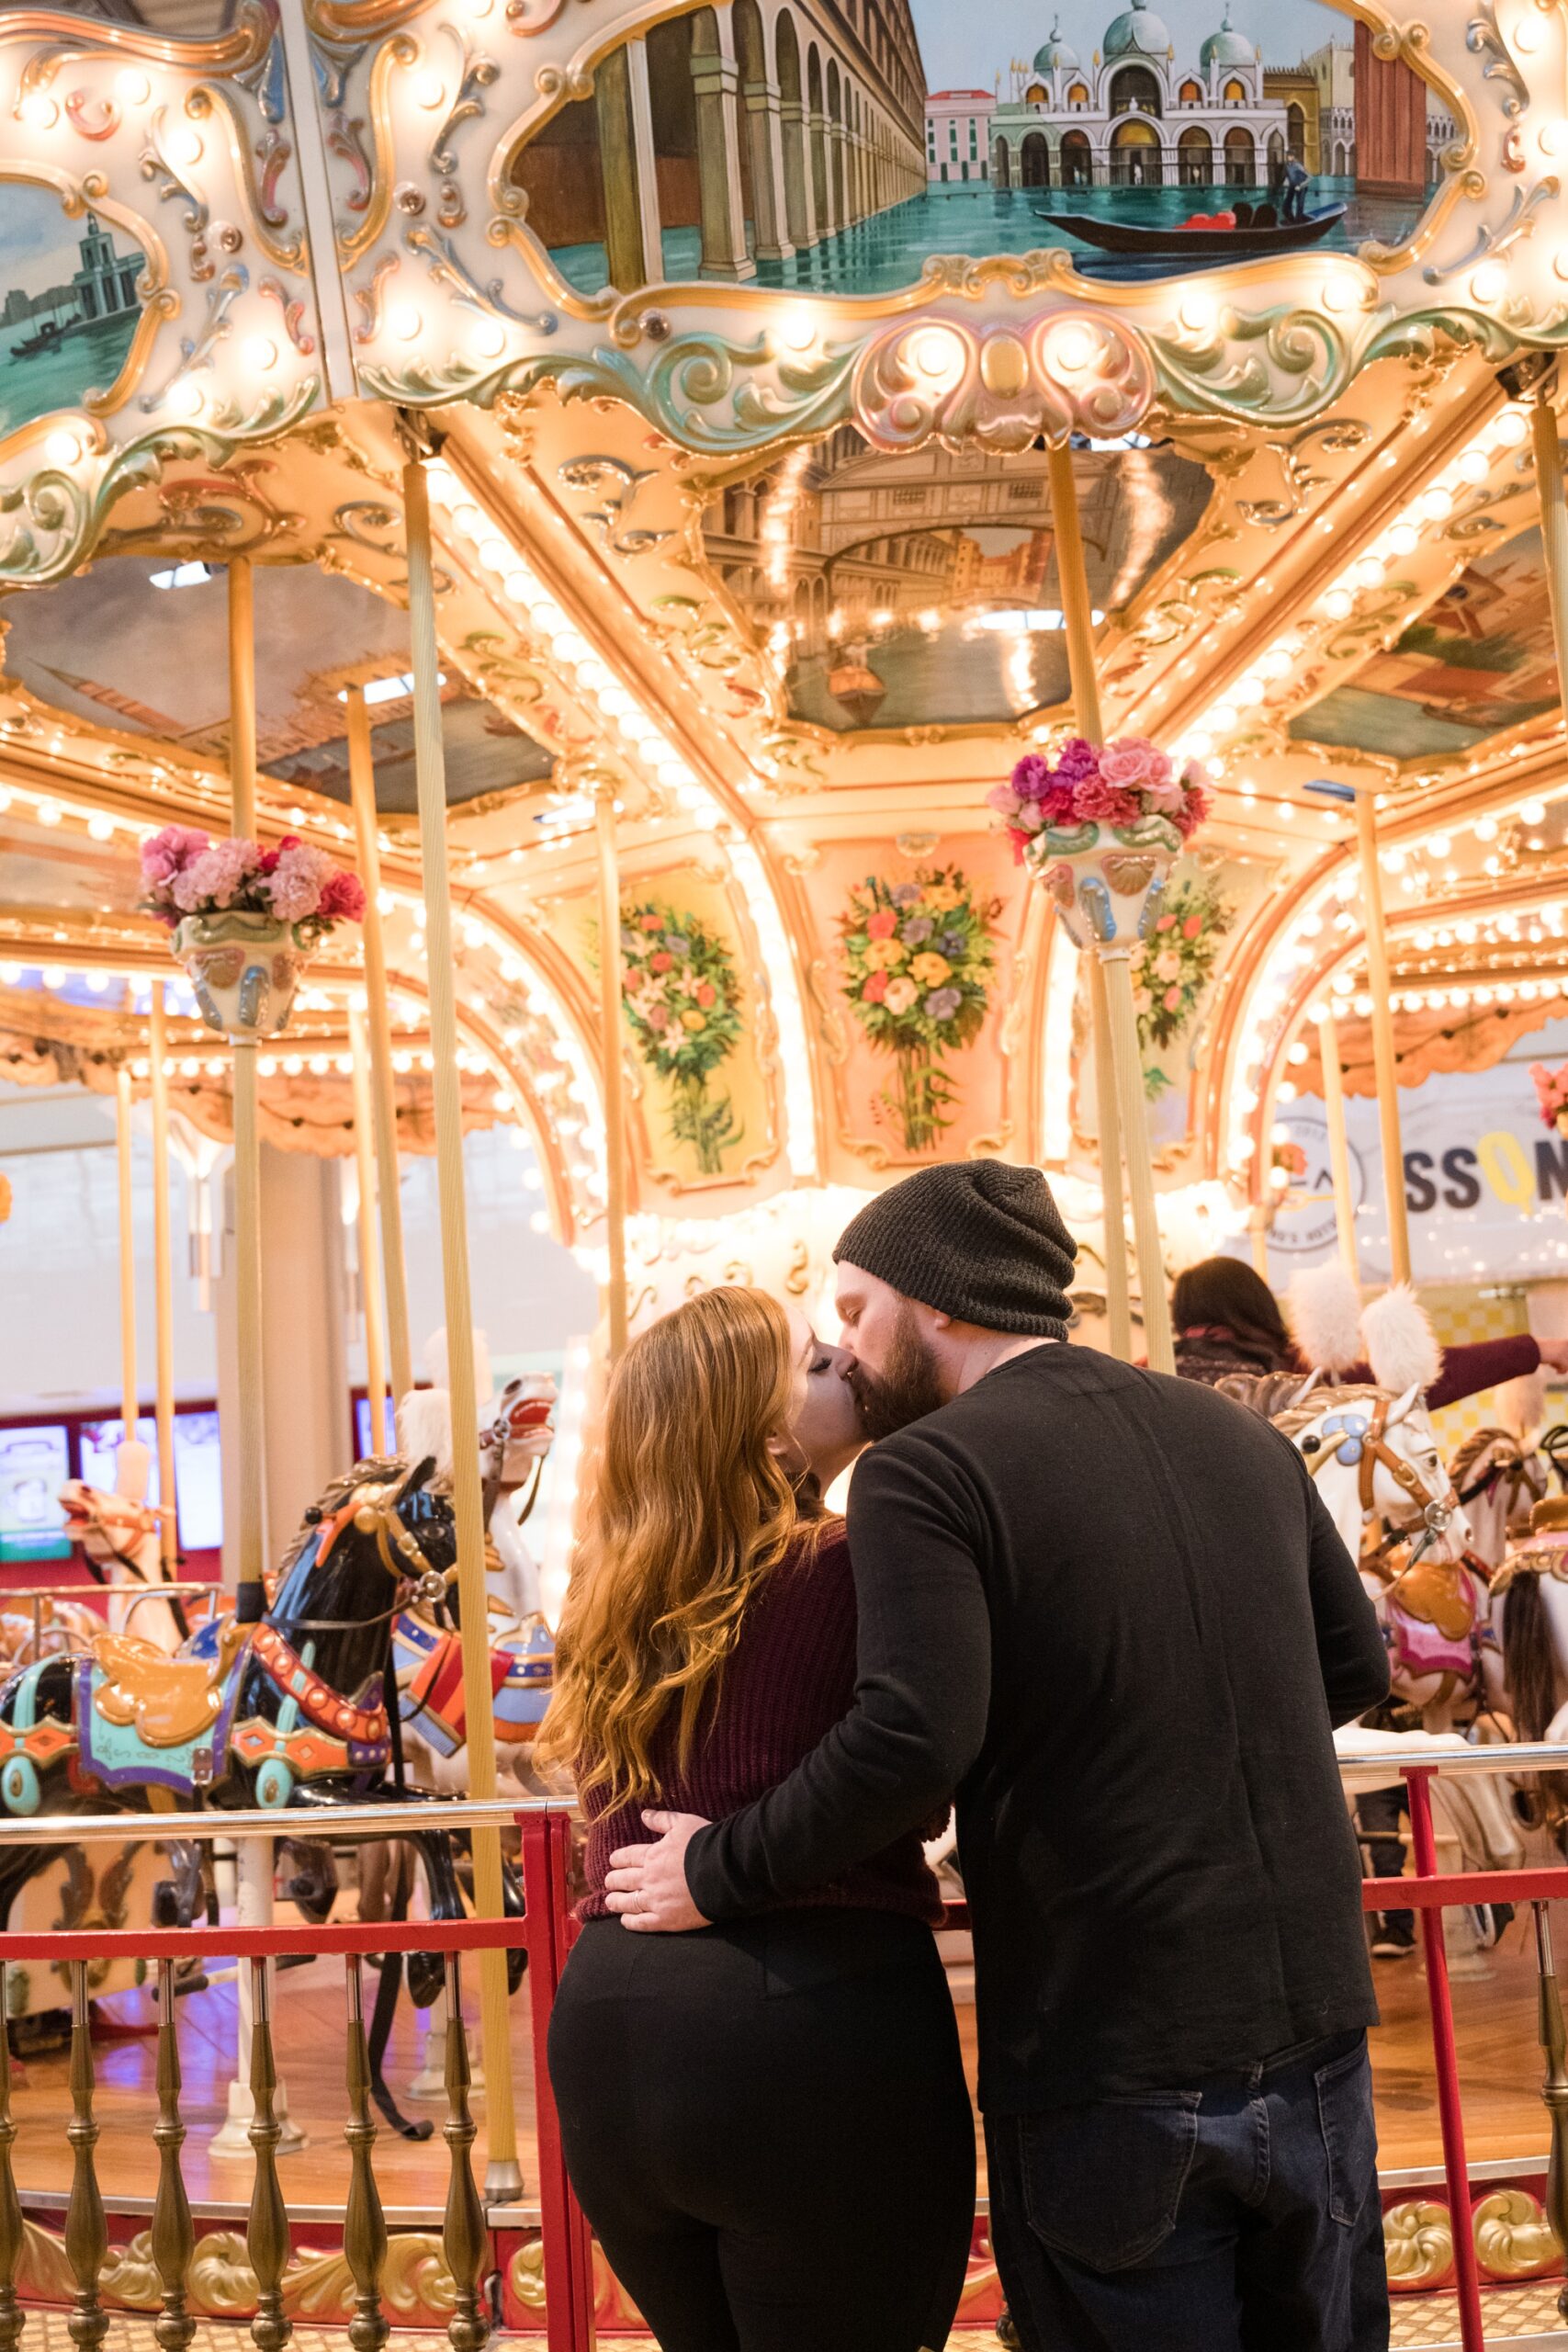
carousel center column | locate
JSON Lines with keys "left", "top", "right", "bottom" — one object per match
{"left": 399, "top": 415, "right": 522, "bottom": 2202}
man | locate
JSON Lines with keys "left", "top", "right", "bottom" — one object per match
{"left": 1282, "top": 153, "right": 1313, "bottom": 221}
{"left": 607, "top": 1159, "right": 1392, "bottom": 2351}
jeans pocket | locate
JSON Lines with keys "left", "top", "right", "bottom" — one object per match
{"left": 1017, "top": 2094, "right": 1201, "bottom": 2273}
{"left": 1316, "top": 2038, "right": 1378, "bottom": 2228}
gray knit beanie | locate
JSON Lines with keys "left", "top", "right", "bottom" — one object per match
{"left": 833, "top": 1159, "right": 1077, "bottom": 1338}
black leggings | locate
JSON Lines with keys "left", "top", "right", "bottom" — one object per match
{"left": 548, "top": 1907, "right": 976, "bottom": 2352}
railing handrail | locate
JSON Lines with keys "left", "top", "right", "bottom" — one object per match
{"left": 0, "top": 1795, "right": 577, "bottom": 1845}
{"left": 0, "top": 1583, "right": 219, "bottom": 1600}
{"left": 1335, "top": 1740, "right": 1568, "bottom": 1778}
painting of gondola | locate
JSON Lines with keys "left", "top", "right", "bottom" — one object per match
{"left": 504, "top": 0, "right": 1440, "bottom": 303}
{"left": 0, "top": 188, "right": 147, "bottom": 443}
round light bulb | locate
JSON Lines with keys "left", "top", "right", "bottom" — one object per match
{"left": 116, "top": 68, "right": 151, "bottom": 104}
{"left": 20, "top": 93, "right": 59, "bottom": 130}
{"left": 170, "top": 127, "right": 203, "bottom": 167}
{"left": 471, "top": 317, "right": 506, "bottom": 359}
{"left": 389, "top": 302, "right": 423, "bottom": 342}
{"left": 45, "top": 428, "right": 82, "bottom": 468}
{"left": 169, "top": 379, "right": 204, "bottom": 419}
{"left": 910, "top": 326, "right": 964, "bottom": 387}
{"left": 243, "top": 334, "right": 277, "bottom": 373}
{"left": 1471, "top": 261, "right": 1506, "bottom": 306}
{"left": 1493, "top": 408, "right": 1530, "bottom": 447}
{"left": 415, "top": 74, "right": 446, "bottom": 108}
{"left": 1456, "top": 447, "right": 1489, "bottom": 484}
{"left": 1320, "top": 588, "right": 1353, "bottom": 620}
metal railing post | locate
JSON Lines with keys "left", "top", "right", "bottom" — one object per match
{"left": 520, "top": 1811, "right": 595, "bottom": 2352}
{"left": 1404, "top": 1769, "right": 1484, "bottom": 2352}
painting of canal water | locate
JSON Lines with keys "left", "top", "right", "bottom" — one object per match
{"left": 0, "top": 187, "right": 146, "bottom": 443}
{"left": 510, "top": 0, "right": 1440, "bottom": 300}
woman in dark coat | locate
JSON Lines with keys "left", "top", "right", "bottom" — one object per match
{"left": 1169, "top": 1255, "right": 1566, "bottom": 1407}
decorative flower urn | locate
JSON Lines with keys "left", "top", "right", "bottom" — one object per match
{"left": 1022, "top": 816, "right": 1182, "bottom": 954}
{"left": 172, "top": 910, "right": 307, "bottom": 1040}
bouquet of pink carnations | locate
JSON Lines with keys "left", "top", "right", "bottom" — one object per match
{"left": 1531, "top": 1059, "right": 1568, "bottom": 1133}
{"left": 140, "top": 825, "right": 367, "bottom": 944}
{"left": 987, "top": 736, "right": 1212, "bottom": 865}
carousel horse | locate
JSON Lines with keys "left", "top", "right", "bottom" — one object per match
{"left": 58, "top": 1481, "right": 189, "bottom": 1656}
{"left": 0, "top": 1452, "right": 497, "bottom": 2133}
{"left": 1450, "top": 1428, "right": 1550, "bottom": 1575}
{"left": 389, "top": 1379, "right": 556, "bottom": 1797}
{"left": 1487, "top": 1497, "right": 1568, "bottom": 1819}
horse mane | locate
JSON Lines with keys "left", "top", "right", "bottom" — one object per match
{"left": 1450, "top": 1426, "right": 1521, "bottom": 1489}
{"left": 275, "top": 1454, "right": 408, "bottom": 1579}
{"left": 1269, "top": 1383, "right": 1390, "bottom": 1445}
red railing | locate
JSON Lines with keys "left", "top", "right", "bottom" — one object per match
{"left": 4, "top": 1755, "right": 1567, "bottom": 2351}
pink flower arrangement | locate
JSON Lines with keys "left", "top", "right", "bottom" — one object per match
{"left": 987, "top": 735, "right": 1212, "bottom": 862}
{"left": 1531, "top": 1061, "right": 1568, "bottom": 1130}
{"left": 140, "top": 825, "right": 366, "bottom": 944}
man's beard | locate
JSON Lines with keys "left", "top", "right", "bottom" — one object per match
{"left": 850, "top": 1306, "right": 950, "bottom": 1440}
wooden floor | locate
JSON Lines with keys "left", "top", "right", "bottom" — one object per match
{"left": 4, "top": 1910, "right": 1559, "bottom": 2216}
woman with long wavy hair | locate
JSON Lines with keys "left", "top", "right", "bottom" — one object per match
{"left": 539, "top": 1285, "right": 975, "bottom": 2352}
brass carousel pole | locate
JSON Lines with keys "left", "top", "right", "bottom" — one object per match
{"left": 1352, "top": 789, "right": 1412, "bottom": 1286}
{"left": 345, "top": 685, "right": 414, "bottom": 1405}
{"left": 399, "top": 418, "right": 521, "bottom": 2201}
{"left": 1530, "top": 389, "right": 1568, "bottom": 695}
{"left": 145, "top": 986, "right": 178, "bottom": 1571}
{"left": 594, "top": 780, "right": 629, "bottom": 1363}
{"left": 1046, "top": 441, "right": 1170, "bottom": 1373}
{"left": 347, "top": 1002, "right": 389, "bottom": 1455}
{"left": 1314, "top": 1003, "right": 1360, "bottom": 1283}
{"left": 113, "top": 1065, "right": 149, "bottom": 1498}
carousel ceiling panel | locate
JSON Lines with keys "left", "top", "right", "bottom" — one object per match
{"left": 1287, "top": 524, "right": 1560, "bottom": 763}
{"left": 704, "top": 431, "right": 1212, "bottom": 734}
{"left": 0, "top": 558, "right": 556, "bottom": 807}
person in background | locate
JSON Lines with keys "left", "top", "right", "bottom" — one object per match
{"left": 537, "top": 1285, "right": 973, "bottom": 2352}
{"left": 1170, "top": 1254, "right": 1568, "bottom": 1404}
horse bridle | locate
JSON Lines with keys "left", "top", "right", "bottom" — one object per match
{"left": 278, "top": 1464, "right": 449, "bottom": 1637}
{"left": 1305, "top": 1394, "right": 1459, "bottom": 1550}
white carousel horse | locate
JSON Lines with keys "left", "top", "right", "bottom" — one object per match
{"left": 389, "top": 1379, "right": 556, "bottom": 1798}
{"left": 1270, "top": 1382, "right": 1481, "bottom": 1735}
{"left": 1486, "top": 1499, "right": 1568, "bottom": 1758}
{"left": 56, "top": 1480, "right": 188, "bottom": 1657}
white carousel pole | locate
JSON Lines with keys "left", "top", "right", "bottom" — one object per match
{"left": 345, "top": 684, "right": 414, "bottom": 1407}
{"left": 209, "top": 554, "right": 302, "bottom": 2159}
{"left": 145, "top": 985, "right": 179, "bottom": 1570}
{"left": 1045, "top": 443, "right": 1131, "bottom": 1363}
{"left": 113, "top": 1064, "right": 152, "bottom": 1502}
{"left": 400, "top": 419, "right": 521, "bottom": 2201}
{"left": 1314, "top": 1002, "right": 1360, "bottom": 1283}
{"left": 594, "top": 780, "right": 629, "bottom": 1363}
{"left": 1046, "top": 442, "right": 1173, "bottom": 1374}
{"left": 1352, "top": 788, "right": 1412, "bottom": 1287}
{"left": 347, "top": 1001, "right": 389, "bottom": 1455}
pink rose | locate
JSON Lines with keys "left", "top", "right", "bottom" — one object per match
{"left": 266, "top": 840, "right": 333, "bottom": 923}
{"left": 1013, "top": 800, "right": 1045, "bottom": 833}
{"left": 1163, "top": 986, "right": 1182, "bottom": 1012}
{"left": 141, "top": 824, "right": 210, "bottom": 886}
{"left": 1182, "top": 916, "right": 1202, "bottom": 940}
{"left": 171, "top": 836, "right": 259, "bottom": 911}
{"left": 987, "top": 783, "right": 1023, "bottom": 820}
{"left": 1141, "top": 772, "right": 1189, "bottom": 816}
{"left": 1098, "top": 741, "right": 1156, "bottom": 790}
{"left": 865, "top": 910, "right": 897, "bottom": 940}
{"left": 318, "top": 869, "right": 366, "bottom": 923}
{"left": 1173, "top": 781, "right": 1213, "bottom": 840}
{"left": 862, "top": 970, "right": 888, "bottom": 1003}
{"left": 1155, "top": 914, "right": 1176, "bottom": 933}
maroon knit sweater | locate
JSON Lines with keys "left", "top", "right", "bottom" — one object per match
{"left": 578, "top": 1524, "right": 942, "bottom": 1925}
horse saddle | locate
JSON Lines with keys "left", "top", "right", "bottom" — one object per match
{"left": 1386, "top": 1555, "right": 1478, "bottom": 1646}
{"left": 91, "top": 1625, "right": 241, "bottom": 1749}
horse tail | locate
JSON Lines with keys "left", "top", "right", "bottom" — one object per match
{"left": 1502, "top": 1571, "right": 1568, "bottom": 1831}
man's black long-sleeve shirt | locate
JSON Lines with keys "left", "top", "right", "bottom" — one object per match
{"left": 685, "top": 1341, "right": 1389, "bottom": 2112}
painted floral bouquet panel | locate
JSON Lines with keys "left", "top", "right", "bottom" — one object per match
{"left": 619, "top": 899, "right": 744, "bottom": 1175}
{"left": 839, "top": 865, "right": 998, "bottom": 1156}
{"left": 1132, "top": 873, "right": 1235, "bottom": 1098}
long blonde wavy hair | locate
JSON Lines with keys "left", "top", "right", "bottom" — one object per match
{"left": 536, "top": 1285, "right": 804, "bottom": 1805}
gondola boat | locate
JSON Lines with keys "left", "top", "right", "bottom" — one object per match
{"left": 1029, "top": 203, "right": 1346, "bottom": 259}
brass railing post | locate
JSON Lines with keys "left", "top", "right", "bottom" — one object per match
{"left": 1533, "top": 1901, "right": 1568, "bottom": 2317}
{"left": 66, "top": 1960, "right": 108, "bottom": 2352}
{"left": 152, "top": 1958, "right": 196, "bottom": 2352}
{"left": 246, "top": 1956, "right": 293, "bottom": 2352}
{"left": 439, "top": 1955, "right": 490, "bottom": 2352}
{"left": 0, "top": 1967, "right": 23, "bottom": 2352}
{"left": 344, "top": 1953, "right": 389, "bottom": 2352}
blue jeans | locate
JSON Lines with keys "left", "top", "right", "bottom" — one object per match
{"left": 987, "top": 2031, "right": 1388, "bottom": 2351}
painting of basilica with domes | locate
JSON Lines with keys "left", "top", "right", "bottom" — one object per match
{"left": 987, "top": 0, "right": 1290, "bottom": 191}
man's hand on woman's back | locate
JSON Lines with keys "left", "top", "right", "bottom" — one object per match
{"left": 604, "top": 1810, "right": 714, "bottom": 1932}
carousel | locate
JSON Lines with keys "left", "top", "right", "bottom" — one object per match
{"left": 4, "top": 0, "right": 1568, "bottom": 2342}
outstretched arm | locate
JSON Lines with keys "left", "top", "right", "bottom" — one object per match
{"left": 606, "top": 1432, "right": 992, "bottom": 1930}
